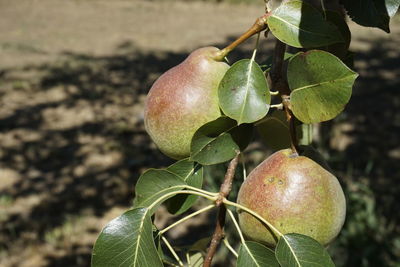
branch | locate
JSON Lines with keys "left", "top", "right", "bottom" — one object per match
{"left": 270, "top": 39, "right": 299, "bottom": 154}
{"left": 214, "top": 13, "right": 271, "bottom": 61}
{"left": 203, "top": 152, "right": 240, "bottom": 267}
{"left": 270, "top": 39, "right": 292, "bottom": 98}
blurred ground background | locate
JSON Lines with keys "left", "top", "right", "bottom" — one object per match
{"left": 0, "top": 0, "right": 399, "bottom": 266}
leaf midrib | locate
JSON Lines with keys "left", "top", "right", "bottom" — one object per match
{"left": 165, "top": 166, "right": 196, "bottom": 182}
{"left": 270, "top": 14, "right": 336, "bottom": 38}
{"left": 243, "top": 243, "right": 261, "bottom": 267}
{"left": 191, "top": 125, "right": 237, "bottom": 159}
{"left": 139, "top": 185, "right": 186, "bottom": 206}
{"left": 291, "top": 75, "right": 356, "bottom": 92}
{"left": 238, "top": 60, "right": 254, "bottom": 124}
{"left": 282, "top": 235, "right": 302, "bottom": 267}
{"left": 132, "top": 209, "right": 149, "bottom": 267}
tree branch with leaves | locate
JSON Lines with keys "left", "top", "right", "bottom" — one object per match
{"left": 91, "top": 0, "right": 399, "bottom": 266}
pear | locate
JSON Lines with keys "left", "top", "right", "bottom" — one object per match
{"left": 237, "top": 149, "right": 346, "bottom": 246}
{"left": 144, "top": 47, "right": 229, "bottom": 159}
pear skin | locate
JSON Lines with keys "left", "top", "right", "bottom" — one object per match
{"left": 144, "top": 47, "right": 229, "bottom": 159}
{"left": 237, "top": 149, "right": 346, "bottom": 246}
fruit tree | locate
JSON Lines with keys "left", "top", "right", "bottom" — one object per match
{"left": 91, "top": 0, "right": 400, "bottom": 266}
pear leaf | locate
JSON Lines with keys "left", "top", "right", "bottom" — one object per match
{"left": 237, "top": 241, "right": 279, "bottom": 267}
{"left": 133, "top": 169, "right": 186, "bottom": 213}
{"left": 165, "top": 159, "right": 203, "bottom": 215}
{"left": 256, "top": 111, "right": 291, "bottom": 151}
{"left": 190, "top": 116, "right": 253, "bottom": 165}
{"left": 257, "top": 111, "right": 312, "bottom": 150}
{"left": 275, "top": 233, "right": 335, "bottom": 267}
{"left": 319, "top": 10, "right": 351, "bottom": 60}
{"left": 297, "top": 124, "right": 313, "bottom": 146}
{"left": 340, "top": 0, "right": 400, "bottom": 33}
{"left": 288, "top": 50, "right": 358, "bottom": 123}
{"left": 188, "top": 252, "right": 204, "bottom": 267}
{"left": 218, "top": 59, "right": 270, "bottom": 124}
{"left": 267, "top": 0, "right": 344, "bottom": 48}
{"left": 92, "top": 208, "right": 163, "bottom": 267}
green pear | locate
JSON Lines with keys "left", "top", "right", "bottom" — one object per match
{"left": 237, "top": 149, "right": 346, "bottom": 246}
{"left": 144, "top": 47, "right": 229, "bottom": 159}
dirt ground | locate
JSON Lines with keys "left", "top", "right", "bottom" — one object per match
{"left": 0, "top": 0, "right": 399, "bottom": 266}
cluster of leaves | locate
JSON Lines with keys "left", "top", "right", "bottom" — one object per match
{"left": 91, "top": 0, "right": 399, "bottom": 266}
{"left": 91, "top": 159, "right": 336, "bottom": 267}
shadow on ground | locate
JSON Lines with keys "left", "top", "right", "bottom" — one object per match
{"left": 322, "top": 36, "right": 400, "bottom": 266}
{"left": 0, "top": 38, "right": 258, "bottom": 266}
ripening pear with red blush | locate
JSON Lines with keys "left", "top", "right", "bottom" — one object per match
{"left": 144, "top": 47, "right": 229, "bottom": 159}
{"left": 237, "top": 149, "right": 346, "bottom": 247}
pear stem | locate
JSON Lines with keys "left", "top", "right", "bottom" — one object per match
{"left": 223, "top": 199, "right": 283, "bottom": 238}
{"left": 270, "top": 39, "right": 299, "bottom": 154}
{"left": 222, "top": 236, "right": 238, "bottom": 258}
{"left": 270, "top": 103, "right": 284, "bottom": 109}
{"left": 158, "top": 204, "right": 215, "bottom": 235}
{"left": 203, "top": 152, "right": 240, "bottom": 267}
{"left": 213, "top": 13, "right": 271, "bottom": 61}
{"left": 161, "top": 235, "right": 184, "bottom": 267}
{"left": 270, "top": 90, "right": 279, "bottom": 95}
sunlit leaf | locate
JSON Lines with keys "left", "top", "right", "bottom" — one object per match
{"left": 218, "top": 59, "right": 270, "bottom": 124}
{"left": 92, "top": 208, "right": 163, "bottom": 267}
{"left": 188, "top": 252, "right": 204, "bottom": 267}
{"left": 237, "top": 241, "right": 279, "bottom": 267}
{"left": 275, "top": 233, "right": 335, "bottom": 267}
{"left": 134, "top": 169, "right": 186, "bottom": 212}
{"left": 288, "top": 50, "right": 358, "bottom": 123}
{"left": 267, "top": 0, "right": 343, "bottom": 48}
{"left": 297, "top": 124, "right": 313, "bottom": 146}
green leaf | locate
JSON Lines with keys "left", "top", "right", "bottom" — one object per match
{"left": 134, "top": 169, "right": 186, "bottom": 212}
{"left": 256, "top": 111, "right": 291, "bottom": 151}
{"left": 188, "top": 252, "right": 204, "bottom": 267}
{"left": 297, "top": 124, "right": 313, "bottom": 146}
{"left": 218, "top": 59, "right": 270, "bottom": 124}
{"left": 340, "top": 0, "right": 400, "bottom": 32}
{"left": 275, "top": 233, "right": 335, "bottom": 267}
{"left": 288, "top": 50, "right": 358, "bottom": 123}
{"left": 256, "top": 111, "right": 312, "bottom": 150}
{"left": 92, "top": 208, "right": 163, "bottom": 267}
{"left": 154, "top": 228, "right": 164, "bottom": 260}
{"left": 237, "top": 241, "right": 279, "bottom": 267}
{"left": 267, "top": 0, "right": 344, "bottom": 48}
{"left": 165, "top": 159, "right": 203, "bottom": 215}
{"left": 320, "top": 10, "right": 352, "bottom": 60}
{"left": 326, "top": 11, "right": 351, "bottom": 47}
{"left": 190, "top": 116, "right": 253, "bottom": 165}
